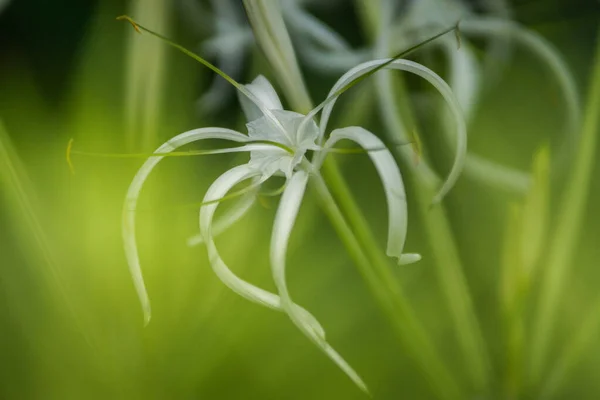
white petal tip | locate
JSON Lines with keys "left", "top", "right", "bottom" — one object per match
{"left": 356, "top": 380, "right": 370, "bottom": 396}
{"left": 143, "top": 312, "right": 151, "bottom": 327}
{"left": 398, "top": 253, "right": 422, "bottom": 265}
{"left": 186, "top": 235, "right": 204, "bottom": 247}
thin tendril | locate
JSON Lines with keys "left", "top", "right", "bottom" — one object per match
{"left": 297, "top": 22, "right": 461, "bottom": 138}
{"left": 314, "top": 140, "right": 414, "bottom": 154}
{"left": 66, "top": 138, "right": 75, "bottom": 175}
{"left": 65, "top": 138, "right": 294, "bottom": 169}
{"left": 116, "top": 15, "right": 292, "bottom": 143}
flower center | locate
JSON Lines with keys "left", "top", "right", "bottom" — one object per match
{"left": 246, "top": 110, "right": 319, "bottom": 177}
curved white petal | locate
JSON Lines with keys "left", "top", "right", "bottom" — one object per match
{"left": 187, "top": 189, "right": 257, "bottom": 247}
{"left": 461, "top": 18, "right": 581, "bottom": 164}
{"left": 443, "top": 39, "right": 481, "bottom": 122}
{"left": 321, "top": 59, "right": 467, "bottom": 204}
{"left": 271, "top": 170, "right": 369, "bottom": 393}
{"left": 200, "top": 164, "right": 326, "bottom": 339}
{"left": 124, "top": 128, "right": 256, "bottom": 324}
{"left": 238, "top": 75, "right": 284, "bottom": 122}
{"left": 322, "top": 127, "right": 420, "bottom": 265}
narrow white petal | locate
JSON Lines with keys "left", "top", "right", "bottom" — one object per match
{"left": 238, "top": 75, "right": 284, "bottom": 122}
{"left": 200, "top": 165, "right": 326, "bottom": 339}
{"left": 399, "top": 253, "right": 422, "bottom": 265}
{"left": 322, "top": 127, "right": 420, "bottom": 265}
{"left": 321, "top": 58, "right": 467, "bottom": 204}
{"left": 123, "top": 128, "right": 254, "bottom": 324}
{"left": 187, "top": 189, "right": 257, "bottom": 247}
{"left": 271, "top": 170, "right": 369, "bottom": 393}
{"left": 462, "top": 18, "right": 581, "bottom": 165}
{"left": 444, "top": 40, "right": 481, "bottom": 122}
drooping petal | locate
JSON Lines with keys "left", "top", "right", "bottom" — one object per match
{"left": 187, "top": 188, "right": 257, "bottom": 247}
{"left": 124, "top": 127, "right": 258, "bottom": 324}
{"left": 200, "top": 164, "right": 326, "bottom": 339}
{"left": 237, "top": 75, "right": 284, "bottom": 122}
{"left": 270, "top": 170, "right": 368, "bottom": 393}
{"left": 320, "top": 58, "right": 467, "bottom": 204}
{"left": 321, "top": 127, "right": 420, "bottom": 265}
{"left": 461, "top": 18, "right": 581, "bottom": 165}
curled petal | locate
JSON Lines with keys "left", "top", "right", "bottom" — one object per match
{"left": 200, "top": 164, "right": 326, "bottom": 339}
{"left": 187, "top": 188, "right": 257, "bottom": 247}
{"left": 443, "top": 39, "right": 533, "bottom": 194}
{"left": 461, "top": 18, "right": 581, "bottom": 165}
{"left": 322, "top": 127, "right": 420, "bottom": 265}
{"left": 321, "top": 59, "right": 467, "bottom": 204}
{"left": 271, "top": 170, "right": 368, "bottom": 393}
{"left": 124, "top": 128, "right": 255, "bottom": 324}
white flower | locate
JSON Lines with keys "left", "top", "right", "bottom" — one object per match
{"left": 183, "top": 0, "right": 579, "bottom": 196}
{"left": 124, "top": 63, "right": 466, "bottom": 391}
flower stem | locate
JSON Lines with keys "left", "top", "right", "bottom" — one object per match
{"left": 124, "top": 0, "right": 170, "bottom": 151}
{"left": 243, "top": 1, "right": 462, "bottom": 396}
{"left": 357, "top": 0, "right": 491, "bottom": 389}
{"left": 311, "top": 171, "right": 463, "bottom": 400}
{"left": 529, "top": 27, "right": 600, "bottom": 388}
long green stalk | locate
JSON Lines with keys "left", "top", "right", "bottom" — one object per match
{"left": 124, "top": 0, "right": 169, "bottom": 151}
{"left": 355, "top": 0, "right": 490, "bottom": 390}
{"left": 243, "top": 1, "right": 462, "bottom": 397}
{"left": 311, "top": 173, "right": 462, "bottom": 400}
{"left": 530, "top": 27, "right": 600, "bottom": 390}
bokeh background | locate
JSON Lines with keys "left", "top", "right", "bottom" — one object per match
{"left": 0, "top": 0, "right": 599, "bottom": 398}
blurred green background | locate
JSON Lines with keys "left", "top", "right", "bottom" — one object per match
{"left": 0, "top": 0, "right": 599, "bottom": 398}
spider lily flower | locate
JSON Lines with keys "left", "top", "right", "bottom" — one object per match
{"left": 121, "top": 16, "right": 465, "bottom": 392}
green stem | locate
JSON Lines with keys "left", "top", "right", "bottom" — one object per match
{"left": 358, "top": 0, "right": 490, "bottom": 390}
{"left": 124, "top": 0, "right": 169, "bottom": 151}
{"left": 311, "top": 172, "right": 463, "bottom": 400}
{"left": 529, "top": 27, "right": 600, "bottom": 389}
{"left": 413, "top": 178, "right": 490, "bottom": 391}
{"left": 243, "top": 1, "right": 462, "bottom": 396}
